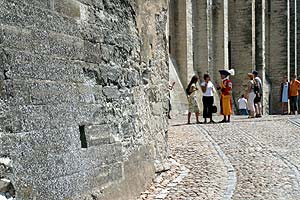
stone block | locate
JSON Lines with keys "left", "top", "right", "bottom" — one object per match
{"left": 3, "top": 80, "right": 31, "bottom": 106}
{"left": 54, "top": 0, "right": 81, "bottom": 19}
{"left": 103, "top": 86, "right": 121, "bottom": 100}
{"left": 49, "top": 33, "right": 84, "bottom": 60}
{"left": 0, "top": 179, "right": 11, "bottom": 193}
{"left": 85, "top": 124, "right": 116, "bottom": 146}
{"left": 84, "top": 40, "right": 102, "bottom": 63}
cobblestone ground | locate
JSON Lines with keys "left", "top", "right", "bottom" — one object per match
{"left": 139, "top": 115, "right": 300, "bottom": 200}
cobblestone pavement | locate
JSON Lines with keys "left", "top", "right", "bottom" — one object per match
{"left": 139, "top": 115, "right": 300, "bottom": 199}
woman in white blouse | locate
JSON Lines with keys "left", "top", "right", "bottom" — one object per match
{"left": 201, "top": 74, "right": 216, "bottom": 123}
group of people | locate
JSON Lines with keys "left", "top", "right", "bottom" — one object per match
{"left": 186, "top": 68, "right": 235, "bottom": 124}
{"left": 280, "top": 74, "right": 300, "bottom": 115}
{"left": 238, "top": 71, "right": 263, "bottom": 118}
{"left": 171, "top": 68, "right": 300, "bottom": 124}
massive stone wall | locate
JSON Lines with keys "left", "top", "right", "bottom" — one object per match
{"left": 211, "top": 0, "right": 227, "bottom": 81}
{"left": 266, "top": 0, "right": 288, "bottom": 114}
{"left": 192, "top": 0, "right": 209, "bottom": 77}
{"left": 169, "top": 0, "right": 193, "bottom": 88}
{"left": 229, "top": 0, "right": 253, "bottom": 107}
{"left": 0, "top": 0, "right": 169, "bottom": 199}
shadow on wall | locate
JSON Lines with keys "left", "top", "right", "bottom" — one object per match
{"left": 169, "top": 57, "right": 189, "bottom": 115}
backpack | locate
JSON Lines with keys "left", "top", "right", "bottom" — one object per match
{"left": 253, "top": 79, "right": 260, "bottom": 94}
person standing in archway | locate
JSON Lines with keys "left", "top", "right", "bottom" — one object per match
{"left": 217, "top": 69, "right": 235, "bottom": 123}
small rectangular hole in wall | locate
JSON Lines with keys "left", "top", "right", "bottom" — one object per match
{"left": 79, "top": 125, "right": 88, "bottom": 148}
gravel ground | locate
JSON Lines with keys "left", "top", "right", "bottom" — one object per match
{"left": 139, "top": 115, "right": 300, "bottom": 200}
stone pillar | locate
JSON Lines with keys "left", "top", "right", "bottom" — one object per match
{"left": 211, "top": 0, "right": 229, "bottom": 81}
{"left": 265, "top": 0, "right": 288, "bottom": 114}
{"left": 260, "top": 0, "right": 271, "bottom": 114}
{"left": 228, "top": 0, "right": 254, "bottom": 107}
{"left": 186, "top": 0, "right": 194, "bottom": 83}
{"left": 224, "top": 0, "right": 229, "bottom": 70}
{"left": 289, "top": 0, "right": 297, "bottom": 76}
{"left": 169, "top": 0, "right": 194, "bottom": 88}
{"left": 207, "top": 0, "right": 214, "bottom": 77}
{"left": 295, "top": 0, "right": 297, "bottom": 75}
{"left": 192, "top": 0, "right": 209, "bottom": 78}
{"left": 298, "top": 0, "right": 300, "bottom": 76}
{"left": 288, "top": 0, "right": 291, "bottom": 79}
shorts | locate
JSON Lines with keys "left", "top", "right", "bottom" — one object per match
{"left": 254, "top": 94, "right": 261, "bottom": 103}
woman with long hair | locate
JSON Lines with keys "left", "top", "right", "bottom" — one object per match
{"left": 247, "top": 73, "right": 256, "bottom": 118}
{"left": 186, "top": 75, "right": 200, "bottom": 124}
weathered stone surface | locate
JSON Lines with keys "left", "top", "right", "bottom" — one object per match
{"left": 0, "top": 0, "right": 169, "bottom": 199}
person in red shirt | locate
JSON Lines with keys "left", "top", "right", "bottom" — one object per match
{"left": 216, "top": 69, "right": 235, "bottom": 123}
{"left": 289, "top": 74, "right": 300, "bottom": 115}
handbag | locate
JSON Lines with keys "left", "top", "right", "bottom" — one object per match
{"left": 212, "top": 105, "right": 218, "bottom": 113}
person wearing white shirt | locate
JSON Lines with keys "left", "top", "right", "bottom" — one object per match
{"left": 201, "top": 74, "right": 215, "bottom": 123}
{"left": 238, "top": 94, "right": 248, "bottom": 115}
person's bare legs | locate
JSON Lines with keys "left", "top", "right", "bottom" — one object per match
{"left": 188, "top": 112, "right": 191, "bottom": 124}
{"left": 227, "top": 115, "right": 231, "bottom": 122}
{"left": 281, "top": 102, "right": 288, "bottom": 114}
{"left": 258, "top": 102, "right": 262, "bottom": 115}
{"left": 255, "top": 103, "right": 258, "bottom": 115}
{"left": 195, "top": 112, "right": 200, "bottom": 123}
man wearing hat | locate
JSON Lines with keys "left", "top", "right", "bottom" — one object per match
{"left": 253, "top": 70, "right": 262, "bottom": 117}
{"left": 217, "top": 69, "right": 235, "bottom": 123}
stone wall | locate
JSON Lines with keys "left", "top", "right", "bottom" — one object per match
{"left": 211, "top": 0, "right": 227, "bottom": 81}
{"left": 266, "top": 0, "right": 288, "bottom": 114}
{"left": 169, "top": 0, "right": 194, "bottom": 88}
{"left": 192, "top": 0, "right": 209, "bottom": 77}
{"left": 0, "top": 0, "right": 169, "bottom": 199}
{"left": 229, "top": 0, "right": 253, "bottom": 107}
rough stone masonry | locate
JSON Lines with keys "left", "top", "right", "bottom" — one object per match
{"left": 0, "top": 0, "right": 169, "bottom": 199}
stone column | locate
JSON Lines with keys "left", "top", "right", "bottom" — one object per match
{"left": 265, "top": 0, "right": 288, "bottom": 114}
{"left": 288, "top": 0, "right": 291, "bottom": 79}
{"left": 186, "top": 0, "right": 194, "bottom": 84}
{"left": 170, "top": 0, "right": 194, "bottom": 88}
{"left": 192, "top": 0, "right": 209, "bottom": 78}
{"left": 289, "top": 0, "right": 297, "bottom": 76}
{"left": 211, "top": 0, "right": 229, "bottom": 81}
{"left": 228, "top": 0, "right": 254, "bottom": 107}
{"left": 224, "top": 0, "right": 229, "bottom": 70}
{"left": 207, "top": 0, "right": 214, "bottom": 77}
{"left": 294, "top": 0, "right": 297, "bottom": 75}
{"left": 261, "top": 0, "right": 271, "bottom": 115}
{"left": 298, "top": 0, "right": 300, "bottom": 75}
